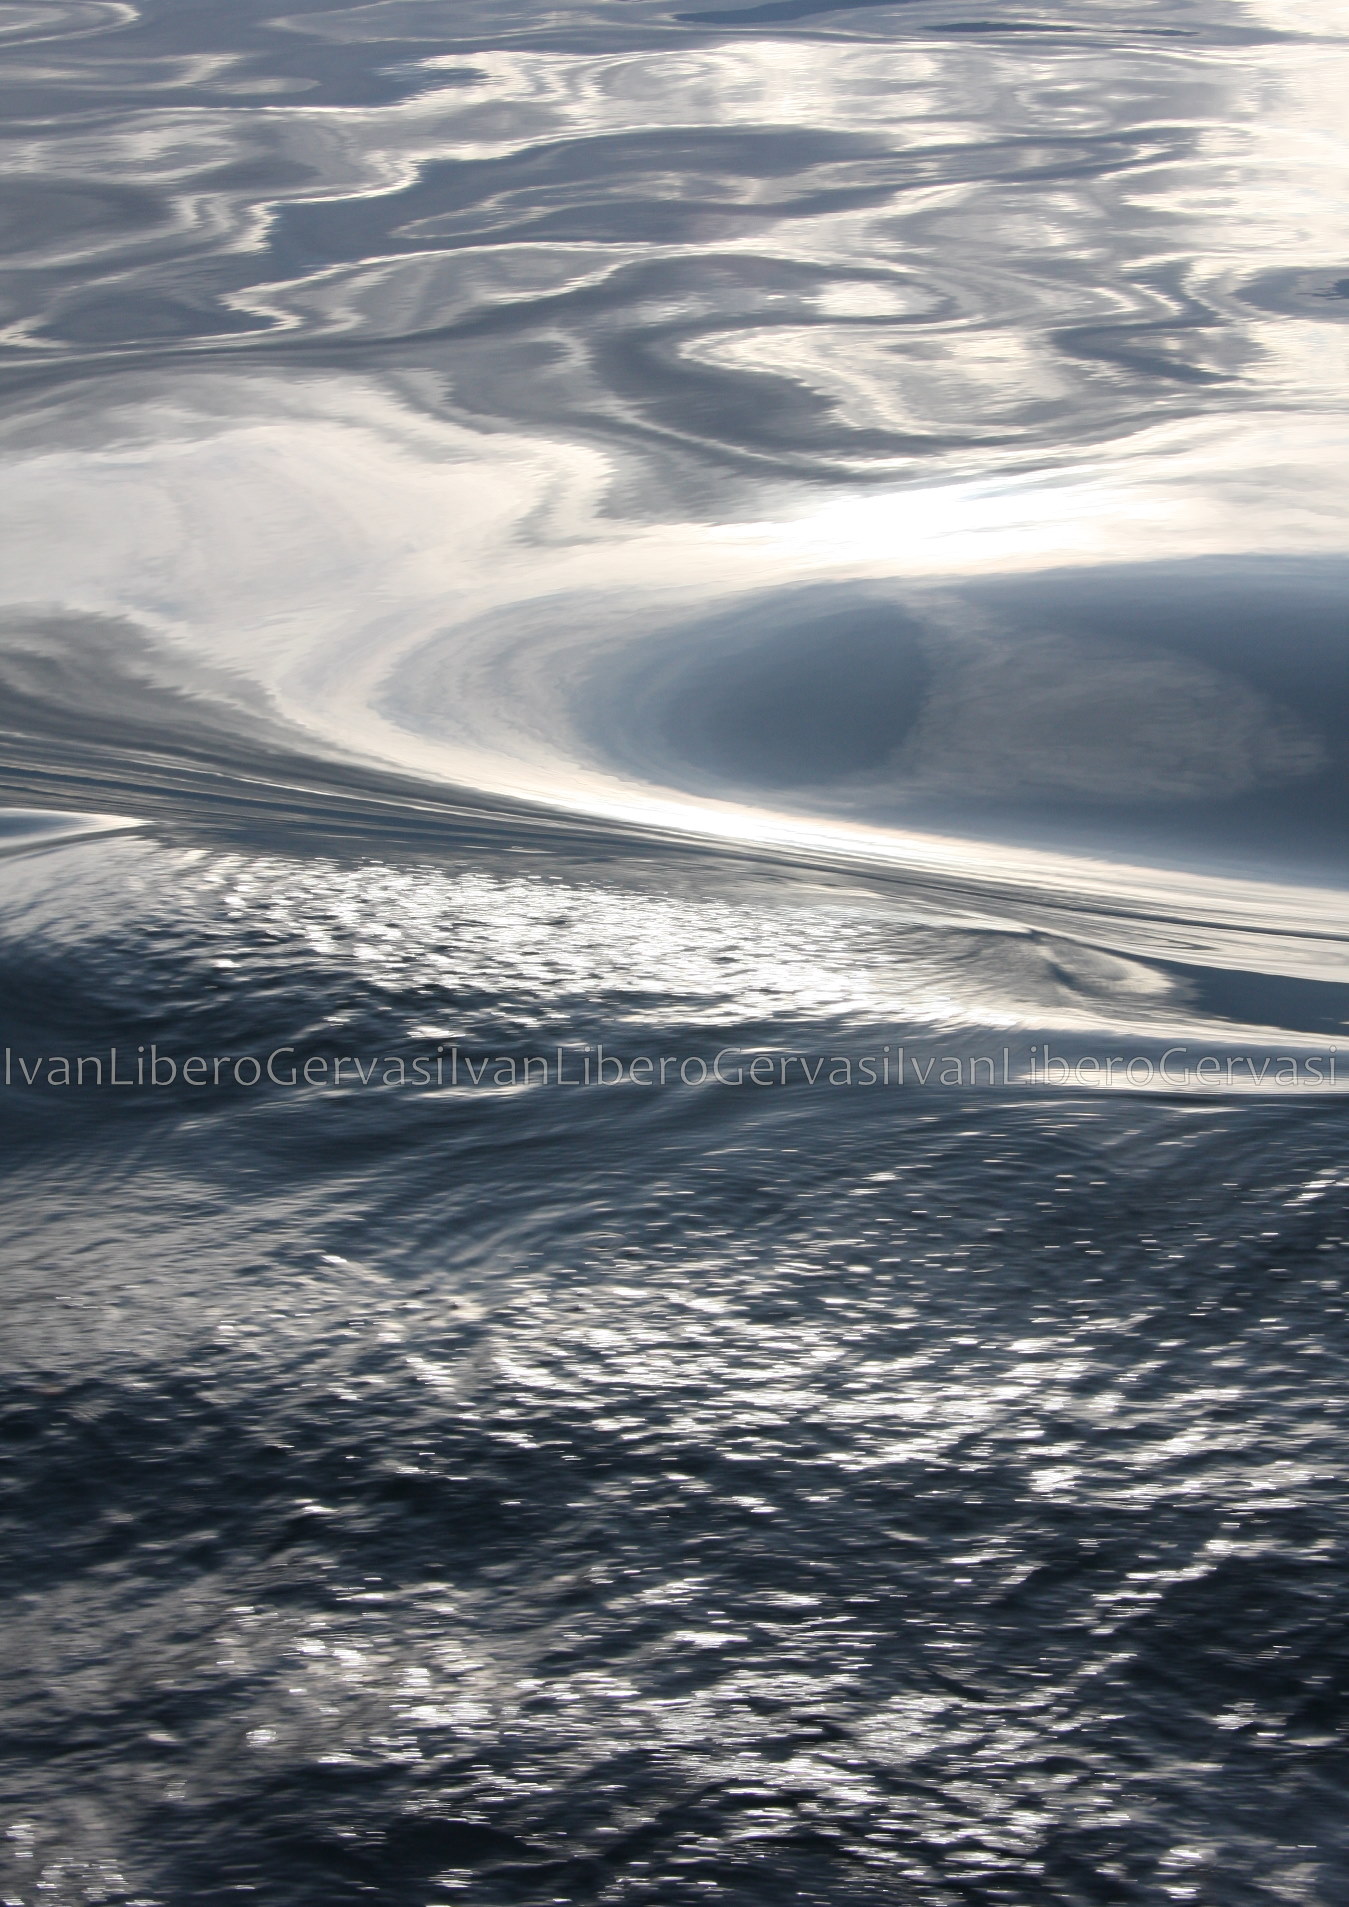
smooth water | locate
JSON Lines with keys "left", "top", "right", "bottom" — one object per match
{"left": 2, "top": 0, "right": 1349, "bottom": 1901}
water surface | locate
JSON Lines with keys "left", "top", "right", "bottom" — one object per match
{"left": 2, "top": 0, "right": 1349, "bottom": 1900}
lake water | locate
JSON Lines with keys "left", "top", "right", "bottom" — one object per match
{"left": 2, "top": 0, "right": 1348, "bottom": 1901}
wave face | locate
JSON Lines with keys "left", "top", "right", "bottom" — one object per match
{"left": 2, "top": 0, "right": 1349, "bottom": 1901}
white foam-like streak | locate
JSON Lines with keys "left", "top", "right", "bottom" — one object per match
{"left": 0, "top": 809, "right": 140, "bottom": 854}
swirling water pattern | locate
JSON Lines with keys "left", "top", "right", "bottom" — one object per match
{"left": 2, "top": 0, "right": 1349, "bottom": 1902}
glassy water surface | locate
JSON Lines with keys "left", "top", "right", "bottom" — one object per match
{"left": 2, "top": 0, "right": 1349, "bottom": 1900}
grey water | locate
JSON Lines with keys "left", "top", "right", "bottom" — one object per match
{"left": 2, "top": 0, "right": 1349, "bottom": 1901}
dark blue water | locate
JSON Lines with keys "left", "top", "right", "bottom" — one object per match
{"left": 3, "top": 0, "right": 1349, "bottom": 1900}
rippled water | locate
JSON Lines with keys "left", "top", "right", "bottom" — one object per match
{"left": 2, "top": 0, "right": 1349, "bottom": 1900}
